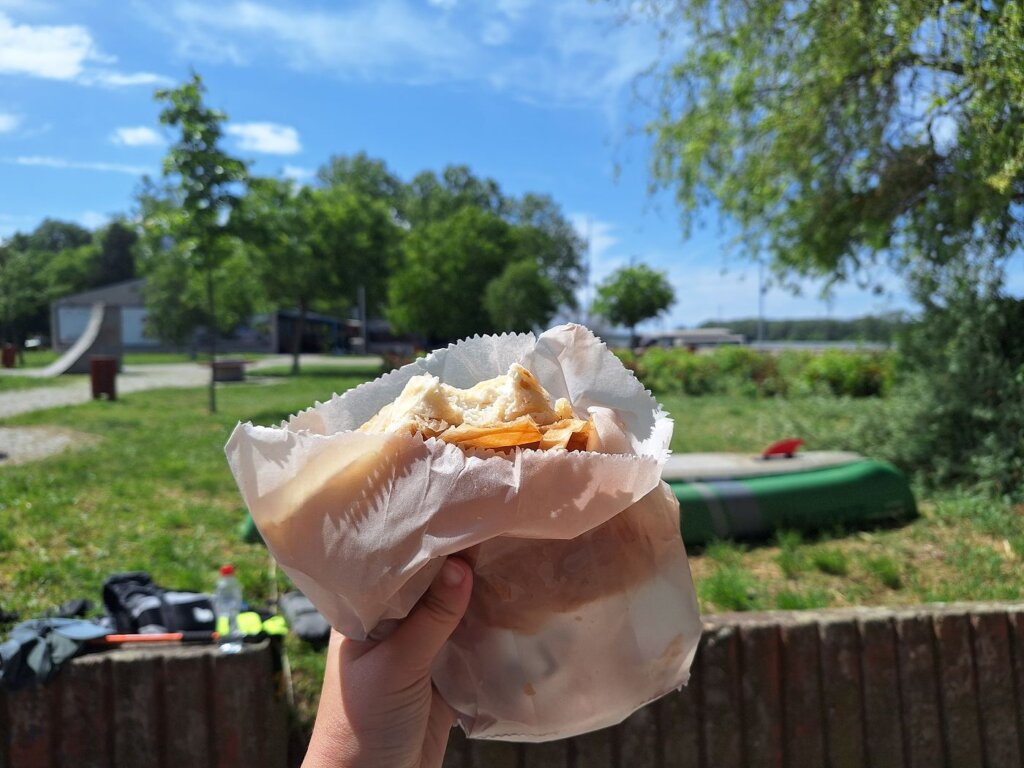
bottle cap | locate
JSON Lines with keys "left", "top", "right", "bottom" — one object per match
{"left": 220, "top": 564, "right": 235, "bottom": 576}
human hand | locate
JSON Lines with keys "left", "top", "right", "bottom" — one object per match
{"left": 302, "top": 557, "right": 473, "bottom": 768}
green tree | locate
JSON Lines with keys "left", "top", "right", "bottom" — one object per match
{"left": 136, "top": 180, "right": 261, "bottom": 351}
{"left": 639, "top": 0, "right": 1024, "bottom": 288}
{"left": 235, "top": 178, "right": 401, "bottom": 373}
{"left": 633, "top": 0, "right": 1024, "bottom": 493}
{"left": 317, "top": 152, "right": 405, "bottom": 207}
{"left": 154, "top": 73, "right": 248, "bottom": 412}
{"left": 388, "top": 207, "right": 515, "bottom": 342}
{"left": 93, "top": 219, "right": 137, "bottom": 286}
{"left": 483, "top": 259, "right": 560, "bottom": 333}
{"left": 8, "top": 219, "right": 91, "bottom": 254}
{"left": 593, "top": 264, "right": 675, "bottom": 348}
{"left": 0, "top": 245, "right": 40, "bottom": 349}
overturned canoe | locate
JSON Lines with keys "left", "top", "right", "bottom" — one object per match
{"left": 663, "top": 452, "right": 917, "bottom": 545}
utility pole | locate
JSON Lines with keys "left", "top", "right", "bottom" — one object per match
{"left": 357, "top": 284, "right": 367, "bottom": 355}
{"left": 757, "top": 259, "right": 765, "bottom": 344}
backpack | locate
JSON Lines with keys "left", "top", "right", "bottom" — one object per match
{"left": 102, "top": 572, "right": 216, "bottom": 634}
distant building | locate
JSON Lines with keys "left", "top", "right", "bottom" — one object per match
{"left": 50, "top": 278, "right": 405, "bottom": 354}
{"left": 51, "top": 279, "right": 157, "bottom": 352}
{"left": 639, "top": 327, "right": 745, "bottom": 349}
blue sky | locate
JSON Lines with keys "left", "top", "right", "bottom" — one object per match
{"left": 0, "top": 0, "right": 926, "bottom": 327}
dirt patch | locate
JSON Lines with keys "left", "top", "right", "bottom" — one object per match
{"left": 0, "top": 426, "right": 99, "bottom": 466}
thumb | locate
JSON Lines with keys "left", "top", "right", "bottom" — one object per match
{"left": 383, "top": 557, "right": 473, "bottom": 674}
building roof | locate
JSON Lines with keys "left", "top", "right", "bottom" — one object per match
{"left": 53, "top": 278, "right": 146, "bottom": 307}
{"left": 641, "top": 328, "right": 746, "bottom": 345}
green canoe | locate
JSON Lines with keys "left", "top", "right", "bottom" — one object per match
{"left": 664, "top": 452, "right": 917, "bottom": 545}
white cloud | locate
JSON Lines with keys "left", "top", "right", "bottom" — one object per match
{"left": 0, "top": 12, "right": 169, "bottom": 86}
{"left": 0, "top": 12, "right": 96, "bottom": 79}
{"left": 226, "top": 122, "right": 302, "bottom": 155}
{"left": 0, "top": 112, "right": 21, "bottom": 133}
{"left": 282, "top": 164, "right": 314, "bottom": 181}
{"left": 145, "top": 0, "right": 654, "bottom": 110}
{"left": 78, "top": 210, "right": 108, "bottom": 229}
{"left": 81, "top": 70, "right": 172, "bottom": 87}
{"left": 110, "top": 126, "right": 163, "bottom": 146}
{"left": 7, "top": 155, "right": 151, "bottom": 175}
{"left": 168, "top": 1, "right": 471, "bottom": 81}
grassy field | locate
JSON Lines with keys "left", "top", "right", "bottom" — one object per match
{"left": 14, "top": 350, "right": 270, "bottom": 368}
{"left": 0, "top": 374, "right": 84, "bottom": 392}
{"left": 1, "top": 373, "right": 1020, "bottom": 731}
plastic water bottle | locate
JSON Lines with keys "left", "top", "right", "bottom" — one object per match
{"left": 214, "top": 564, "right": 244, "bottom": 654}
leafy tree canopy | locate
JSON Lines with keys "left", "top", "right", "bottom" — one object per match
{"left": 593, "top": 263, "right": 675, "bottom": 345}
{"left": 388, "top": 206, "right": 516, "bottom": 342}
{"left": 483, "top": 259, "right": 560, "bottom": 333}
{"left": 637, "top": 0, "right": 1024, "bottom": 290}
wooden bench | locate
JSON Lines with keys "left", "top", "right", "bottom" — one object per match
{"left": 211, "top": 359, "right": 248, "bottom": 383}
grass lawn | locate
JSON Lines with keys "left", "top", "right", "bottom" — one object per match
{"left": 0, "top": 374, "right": 85, "bottom": 392}
{"left": 1, "top": 380, "right": 1020, "bottom": 733}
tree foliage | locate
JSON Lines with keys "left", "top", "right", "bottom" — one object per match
{"left": 593, "top": 264, "right": 675, "bottom": 345}
{"left": 385, "top": 165, "right": 584, "bottom": 341}
{"left": 640, "top": 0, "right": 1024, "bottom": 288}
{"left": 234, "top": 177, "right": 401, "bottom": 371}
{"left": 388, "top": 207, "right": 515, "bottom": 342}
{"left": 153, "top": 73, "right": 248, "bottom": 411}
{"left": 483, "top": 259, "right": 559, "bottom": 333}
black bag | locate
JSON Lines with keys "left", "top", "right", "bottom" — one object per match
{"left": 102, "top": 572, "right": 216, "bottom": 634}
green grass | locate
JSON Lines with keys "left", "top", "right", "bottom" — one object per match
{"left": 863, "top": 554, "right": 903, "bottom": 589}
{"left": 811, "top": 548, "right": 850, "bottom": 576}
{"left": 659, "top": 393, "right": 880, "bottom": 454}
{"left": 0, "top": 374, "right": 84, "bottom": 392}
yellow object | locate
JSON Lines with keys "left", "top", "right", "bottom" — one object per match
{"left": 217, "top": 612, "right": 288, "bottom": 637}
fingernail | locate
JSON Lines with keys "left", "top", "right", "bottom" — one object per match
{"left": 441, "top": 559, "right": 465, "bottom": 587}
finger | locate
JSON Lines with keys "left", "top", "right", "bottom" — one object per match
{"left": 419, "top": 686, "right": 458, "bottom": 768}
{"left": 383, "top": 557, "right": 473, "bottom": 674}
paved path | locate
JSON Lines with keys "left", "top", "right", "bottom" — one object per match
{"left": 0, "top": 364, "right": 209, "bottom": 420}
{"left": 0, "top": 355, "right": 383, "bottom": 420}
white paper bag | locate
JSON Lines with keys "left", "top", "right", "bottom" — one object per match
{"left": 225, "top": 323, "right": 701, "bottom": 741}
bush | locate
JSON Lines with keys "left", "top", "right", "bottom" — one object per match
{"left": 620, "top": 345, "right": 895, "bottom": 399}
{"left": 802, "top": 349, "right": 892, "bottom": 397}
{"left": 850, "top": 270, "right": 1024, "bottom": 498}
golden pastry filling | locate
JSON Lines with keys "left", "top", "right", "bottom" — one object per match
{"left": 359, "top": 363, "right": 592, "bottom": 451}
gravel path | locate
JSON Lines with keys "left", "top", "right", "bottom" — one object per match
{"left": 0, "top": 364, "right": 210, "bottom": 421}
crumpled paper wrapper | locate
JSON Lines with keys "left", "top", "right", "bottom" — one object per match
{"left": 225, "top": 323, "right": 701, "bottom": 741}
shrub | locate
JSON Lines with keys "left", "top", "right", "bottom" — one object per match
{"left": 622, "top": 345, "right": 895, "bottom": 399}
